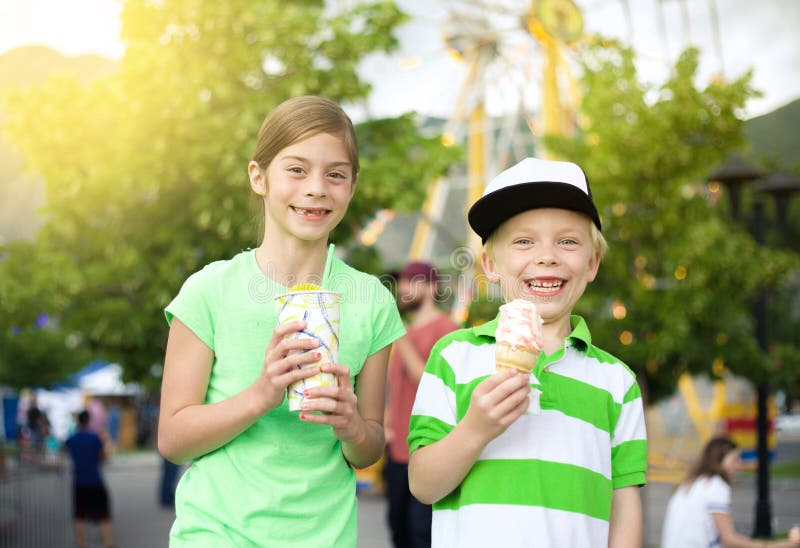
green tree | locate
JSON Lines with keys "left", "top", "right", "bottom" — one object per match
{"left": 0, "top": 0, "right": 460, "bottom": 389}
{"left": 545, "top": 40, "right": 800, "bottom": 402}
{"left": 0, "top": 241, "right": 90, "bottom": 388}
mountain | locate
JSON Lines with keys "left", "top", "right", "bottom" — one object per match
{"left": 0, "top": 46, "right": 117, "bottom": 243}
{"left": 0, "top": 45, "right": 116, "bottom": 91}
{"left": 744, "top": 98, "right": 800, "bottom": 171}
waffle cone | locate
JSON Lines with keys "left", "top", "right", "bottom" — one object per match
{"left": 495, "top": 342, "right": 539, "bottom": 373}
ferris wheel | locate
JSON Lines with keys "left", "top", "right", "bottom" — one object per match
{"left": 441, "top": 0, "right": 584, "bottom": 145}
{"left": 402, "top": 0, "right": 587, "bottom": 322}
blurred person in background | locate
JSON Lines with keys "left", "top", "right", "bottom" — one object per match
{"left": 19, "top": 393, "right": 49, "bottom": 463}
{"left": 26, "top": 395, "right": 47, "bottom": 450}
{"left": 385, "top": 261, "right": 459, "bottom": 548}
{"left": 107, "top": 403, "right": 121, "bottom": 449}
{"left": 65, "top": 409, "right": 115, "bottom": 548}
{"left": 87, "top": 396, "right": 109, "bottom": 444}
{"left": 159, "top": 455, "right": 181, "bottom": 509}
{"left": 661, "top": 436, "right": 800, "bottom": 548}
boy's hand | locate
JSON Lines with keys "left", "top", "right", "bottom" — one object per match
{"left": 462, "top": 368, "right": 530, "bottom": 445}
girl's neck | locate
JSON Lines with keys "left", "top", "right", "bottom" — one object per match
{"left": 255, "top": 237, "right": 329, "bottom": 288}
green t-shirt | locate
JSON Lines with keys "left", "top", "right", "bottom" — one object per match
{"left": 164, "top": 249, "right": 404, "bottom": 547}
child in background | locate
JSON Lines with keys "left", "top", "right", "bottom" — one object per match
{"left": 158, "top": 96, "right": 404, "bottom": 547}
{"left": 662, "top": 436, "right": 800, "bottom": 547}
{"left": 65, "top": 410, "right": 115, "bottom": 548}
{"left": 408, "top": 157, "right": 648, "bottom": 547}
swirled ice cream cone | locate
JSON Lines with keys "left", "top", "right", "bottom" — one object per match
{"left": 495, "top": 299, "right": 543, "bottom": 373}
{"left": 495, "top": 299, "right": 544, "bottom": 414}
{"left": 495, "top": 343, "right": 540, "bottom": 373}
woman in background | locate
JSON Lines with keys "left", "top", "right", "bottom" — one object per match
{"left": 661, "top": 436, "right": 799, "bottom": 548}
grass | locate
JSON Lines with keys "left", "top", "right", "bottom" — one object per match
{"left": 771, "top": 459, "right": 800, "bottom": 478}
{"left": 738, "top": 459, "right": 800, "bottom": 479}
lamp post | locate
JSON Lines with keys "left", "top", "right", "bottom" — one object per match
{"left": 709, "top": 157, "right": 800, "bottom": 538}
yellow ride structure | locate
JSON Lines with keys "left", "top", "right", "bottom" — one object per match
{"left": 400, "top": 1, "right": 771, "bottom": 485}
{"left": 408, "top": 0, "right": 585, "bottom": 322}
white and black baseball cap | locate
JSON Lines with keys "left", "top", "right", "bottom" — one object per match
{"left": 467, "top": 157, "right": 601, "bottom": 243}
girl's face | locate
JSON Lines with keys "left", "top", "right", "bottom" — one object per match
{"left": 721, "top": 449, "right": 742, "bottom": 478}
{"left": 250, "top": 132, "right": 356, "bottom": 245}
{"left": 481, "top": 208, "right": 600, "bottom": 332}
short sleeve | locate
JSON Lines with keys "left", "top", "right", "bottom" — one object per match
{"left": 164, "top": 265, "right": 218, "bottom": 351}
{"left": 611, "top": 376, "right": 648, "bottom": 489}
{"left": 706, "top": 476, "right": 732, "bottom": 514}
{"left": 407, "top": 336, "right": 458, "bottom": 455}
{"left": 367, "top": 278, "right": 405, "bottom": 355}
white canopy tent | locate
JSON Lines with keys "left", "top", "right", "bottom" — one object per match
{"left": 28, "top": 361, "right": 142, "bottom": 441}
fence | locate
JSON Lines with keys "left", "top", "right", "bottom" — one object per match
{"left": 0, "top": 453, "right": 71, "bottom": 547}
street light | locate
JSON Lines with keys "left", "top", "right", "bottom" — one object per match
{"left": 709, "top": 157, "right": 800, "bottom": 539}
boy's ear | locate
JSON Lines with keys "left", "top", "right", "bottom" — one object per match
{"left": 586, "top": 250, "right": 601, "bottom": 283}
{"left": 481, "top": 251, "right": 500, "bottom": 282}
{"left": 248, "top": 161, "right": 266, "bottom": 196}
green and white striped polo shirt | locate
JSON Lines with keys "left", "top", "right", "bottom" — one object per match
{"left": 408, "top": 314, "right": 647, "bottom": 547}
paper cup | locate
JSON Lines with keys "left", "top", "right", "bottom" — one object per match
{"left": 274, "top": 290, "right": 341, "bottom": 411}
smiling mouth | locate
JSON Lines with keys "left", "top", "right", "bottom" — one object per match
{"left": 291, "top": 206, "right": 331, "bottom": 218}
{"left": 526, "top": 279, "right": 564, "bottom": 294}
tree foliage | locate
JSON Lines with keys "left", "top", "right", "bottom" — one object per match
{"left": 545, "top": 40, "right": 800, "bottom": 402}
{"left": 0, "top": 0, "right": 460, "bottom": 389}
{"left": 0, "top": 241, "right": 90, "bottom": 387}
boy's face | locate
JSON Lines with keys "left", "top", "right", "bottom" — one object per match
{"left": 481, "top": 208, "right": 600, "bottom": 328}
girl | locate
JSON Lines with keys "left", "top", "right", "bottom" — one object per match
{"left": 661, "top": 436, "right": 800, "bottom": 548}
{"left": 158, "top": 96, "right": 405, "bottom": 546}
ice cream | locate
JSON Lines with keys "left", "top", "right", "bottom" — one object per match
{"left": 495, "top": 299, "right": 543, "bottom": 373}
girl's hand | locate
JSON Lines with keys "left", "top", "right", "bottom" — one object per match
{"left": 253, "top": 320, "right": 324, "bottom": 414}
{"left": 462, "top": 368, "right": 530, "bottom": 445}
{"left": 787, "top": 526, "right": 800, "bottom": 545}
{"left": 298, "top": 363, "right": 365, "bottom": 444}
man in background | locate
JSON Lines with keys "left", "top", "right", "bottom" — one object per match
{"left": 385, "top": 261, "right": 459, "bottom": 548}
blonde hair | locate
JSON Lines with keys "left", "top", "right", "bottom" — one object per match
{"left": 483, "top": 215, "right": 607, "bottom": 259}
{"left": 250, "top": 96, "right": 359, "bottom": 242}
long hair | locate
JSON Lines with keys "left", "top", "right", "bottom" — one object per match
{"left": 684, "top": 436, "right": 738, "bottom": 486}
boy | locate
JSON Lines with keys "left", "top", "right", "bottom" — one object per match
{"left": 407, "top": 157, "right": 648, "bottom": 547}
{"left": 65, "top": 409, "right": 115, "bottom": 548}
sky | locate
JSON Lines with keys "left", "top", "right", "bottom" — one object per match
{"left": 0, "top": 0, "right": 798, "bottom": 122}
